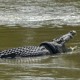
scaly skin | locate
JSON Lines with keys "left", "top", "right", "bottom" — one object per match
{"left": 0, "top": 30, "right": 76, "bottom": 58}
{"left": 0, "top": 46, "right": 50, "bottom": 58}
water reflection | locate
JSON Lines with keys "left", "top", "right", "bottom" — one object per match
{"left": 0, "top": 56, "right": 50, "bottom": 64}
{"left": 0, "top": 53, "right": 80, "bottom": 80}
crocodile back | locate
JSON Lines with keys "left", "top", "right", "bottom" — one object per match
{"left": 0, "top": 46, "right": 49, "bottom": 58}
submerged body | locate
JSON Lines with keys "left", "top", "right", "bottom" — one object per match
{"left": 0, "top": 30, "right": 76, "bottom": 58}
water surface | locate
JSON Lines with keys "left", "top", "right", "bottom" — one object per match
{"left": 0, "top": 0, "right": 80, "bottom": 27}
{"left": 0, "top": 27, "right": 80, "bottom": 80}
{"left": 0, "top": 0, "right": 80, "bottom": 80}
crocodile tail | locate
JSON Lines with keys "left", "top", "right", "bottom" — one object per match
{"left": 0, "top": 53, "right": 16, "bottom": 58}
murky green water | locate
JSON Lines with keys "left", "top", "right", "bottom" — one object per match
{"left": 0, "top": 26, "right": 80, "bottom": 80}
{"left": 0, "top": 0, "right": 80, "bottom": 80}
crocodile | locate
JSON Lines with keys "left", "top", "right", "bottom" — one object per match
{"left": 0, "top": 30, "right": 76, "bottom": 58}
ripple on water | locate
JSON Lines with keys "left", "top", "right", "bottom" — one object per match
{"left": 0, "top": 0, "right": 80, "bottom": 27}
{"left": 0, "top": 53, "right": 80, "bottom": 79}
